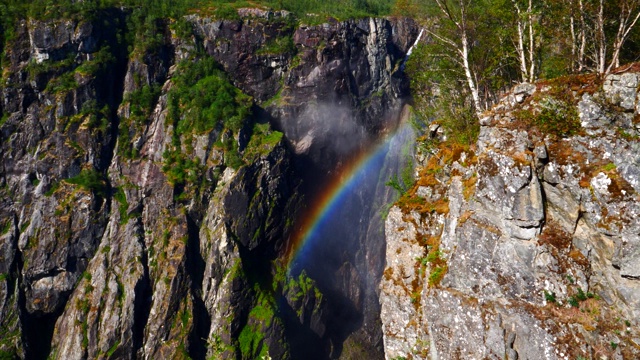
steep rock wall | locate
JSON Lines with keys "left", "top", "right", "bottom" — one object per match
{"left": 381, "top": 74, "right": 640, "bottom": 359}
{"left": 0, "top": 8, "right": 417, "bottom": 359}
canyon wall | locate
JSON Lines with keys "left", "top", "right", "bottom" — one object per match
{"left": 0, "top": 9, "right": 416, "bottom": 359}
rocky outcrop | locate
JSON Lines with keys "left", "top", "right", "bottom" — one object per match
{"left": 190, "top": 12, "right": 416, "bottom": 170}
{"left": 0, "top": 8, "right": 416, "bottom": 359}
{"left": 381, "top": 73, "right": 640, "bottom": 359}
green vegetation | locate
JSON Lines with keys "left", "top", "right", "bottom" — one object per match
{"left": 113, "top": 187, "right": 133, "bottom": 224}
{"left": 544, "top": 290, "right": 557, "bottom": 303}
{"left": 238, "top": 303, "right": 273, "bottom": 358}
{"left": 162, "top": 57, "right": 252, "bottom": 188}
{"left": 106, "top": 340, "right": 120, "bottom": 357}
{"left": 567, "top": 287, "right": 596, "bottom": 307}
{"left": 169, "top": 58, "right": 252, "bottom": 136}
{"left": 512, "top": 85, "right": 581, "bottom": 137}
{"left": 65, "top": 169, "right": 107, "bottom": 196}
{"left": 258, "top": 35, "right": 296, "bottom": 56}
{"left": 0, "top": 292, "right": 20, "bottom": 360}
{"left": 1, "top": 221, "right": 11, "bottom": 235}
{"left": 118, "top": 84, "right": 161, "bottom": 159}
{"left": 531, "top": 96, "right": 580, "bottom": 137}
{"left": 405, "top": 42, "right": 480, "bottom": 146}
{"left": 45, "top": 72, "right": 78, "bottom": 94}
{"left": 44, "top": 181, "right": 60, "bottom": 197}
{"left": 162, "top": 149, "right": 202, "bottom": 187}
{"left": 386, "top": 142, "right": 415, "bottom": 194}
{"left": 244, "top": 123, "right": 284, "bottom": 161}
{"left": 1, "top": 0, "right": 395, "bottom": 49}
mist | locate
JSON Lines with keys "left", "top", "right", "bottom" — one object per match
{"left": 282, "top": 100, "right": 416, "bottom": 358}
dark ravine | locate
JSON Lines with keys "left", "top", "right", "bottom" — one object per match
{"left": 0, "top": 8, "right": 418, "bottom": 359}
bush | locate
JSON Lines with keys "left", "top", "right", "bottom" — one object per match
{"left": 243, "top": 122, "right": 283, "bottom": 160}
{"left": 66, "top": 169, "right": 107, "bottom": 196}
{"left": 515, "top": 86, "right": 581, "bottom": 137}
{"left": 169, "top": 58, "right": 252, "bottom": 136}
{"left": 405, "top": 44, "right": 480, "bottom": 146}
{"left": 258, "top": 35, "right": 296, "bottom": 56}
{"left": 531, "top": 97, "right": 580, "bottom": 137}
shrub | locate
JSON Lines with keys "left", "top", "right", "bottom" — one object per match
{"left": 244, "top": 122, "right": 283, "bottom": 160}
{"left": 515, "top": 86, "right": 581, "bottom": 137}
{"left": 258, "top": 35, "right": 296, "bottom": 56}
{"left": 544, "top": 290, "right": 556, "bottom": 303}
{"left": 46, "top": 72, "right": 78, "bottom": 94}
{"left": 66, "top": 169, "right": 107, "bottom": 196}
{"left": 531, "top": 96, "right": 580, "bottom": 137}
{"left": 169, "top": 58, "right": 252, "bottom": 136}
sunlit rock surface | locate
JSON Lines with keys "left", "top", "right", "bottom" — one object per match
{"left": 381, "top": 74, "right": 640, "bottom": 359}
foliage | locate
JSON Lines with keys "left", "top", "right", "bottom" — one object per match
{"left": 1, "top": 221, "right": 11, "bottom": 235}
{"left": 428, "top": 265, "right": 446, "bottom": 286}
{"left": 169, "top": 58, "right": 252, "bottom": 136}
{"left": 75, "top": 45, "right": 116, "bottom": 76}
{"left": 514, "top": 86, "right": 581, "bottom": 137}
{"left": 567, "top": 287, "right": 596, "bottom": 307}
{"left": 531, "top": 96, "right": 581, "bottom": 137}
{"left": 45, "top": 72, "right": 78, "bottom": 94}
{"left": 162, "top": 57, "right": 252, "bottom": 186}
{"left": 385, "top": 175, "right": 406, "bottom": 194}
{"left": 65, "top": 169, "right": 107, "bottom": 196}
{"left": 244, "top": 123, "right": 284, "bottom": 161}
{"left": 238, "top": 304, "right": 273, "bottom": 359}
{"left": 118, "top": 84, "right": 161, "bottom": 159}
{"left": 257, "top": 35, "right": 296, "bottom": 56}
{"left": 386, "top": 140, "right": 415, "bottom": 194}
{"left": 544, "top": 290, "right": 557, "bottom": 303}
{"left": 113, "top": 187, "right": 134, "bottom": 224}
{"left": 405, "top": 43, "right": 480, "bottom": 146}
{"left": 162, "top": 149, "right": 202, "bottom": 187}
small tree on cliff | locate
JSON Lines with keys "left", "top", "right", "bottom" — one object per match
{"left": 426, "top": 0, "right": 484, "bottom": 116}
{"left": 417, "top": 0, "right": 516, "bottom": 117}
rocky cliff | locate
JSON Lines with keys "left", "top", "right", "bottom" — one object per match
{"left": 0, "top": 8, "right": 417, "bottom": 359}
{"left": 380, "top": 72, "right": 640, "bottom": 359}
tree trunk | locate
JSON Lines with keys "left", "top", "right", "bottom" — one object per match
{"left": 527, "top": 0, "right": 535, "bottom": 82}
{"left": 512, "top": 0, "right": 528, "bottom": 82}
{"left": 598, "top": 0, "right": 606, "bottom": 74}
{"left": 579, "top": 0, "right": 587, "bottom": 71}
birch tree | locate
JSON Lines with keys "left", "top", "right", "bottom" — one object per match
{"left": 569, "top": 0, "right": 588, "bottom": 72}
{"left": 510, "top": 0, "right": 539, "bottom": 82}
{"left": 426, "top": 0, "right": 484, "bottom": 116}
{"left": 570, "top": 0, "right": 640, "bottom": 73}
{"left": 605, "top": 0, "right": 640, "bottom": 72}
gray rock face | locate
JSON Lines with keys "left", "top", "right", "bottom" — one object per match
{"left": 603, "top": 72, "right": 639, "bottom": 110}
{"left": 381, "top": 73, "right": 640, "bottom": 359}
{"left": 0, "top": 9, "right": 417, "bottom": 359}
{"left": 188, "top": 13, "right": 416, "bottom": 170}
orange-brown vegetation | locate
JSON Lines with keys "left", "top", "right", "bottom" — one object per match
{"left": 538, "top": 221, "right": 590, "bottom": 274}
{"left": 537, "top": 73, "right": 602, "bottom": 97}
{"left": 527, "top": 293, "right": 637, "bottom": 359}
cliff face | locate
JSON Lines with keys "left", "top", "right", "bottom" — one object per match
{"left": 381, "top": 73, "right": 640, "bottom": 359}
{"left": 0, "top": 9, "right": 416, "bottom": 360}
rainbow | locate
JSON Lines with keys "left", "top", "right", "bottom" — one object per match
{"left": 285, "top": 122, "right": 409, "bottom": 269}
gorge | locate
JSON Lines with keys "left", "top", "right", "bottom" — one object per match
{"left": 1, "top": 3, "right": 640, "bottom": 360}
